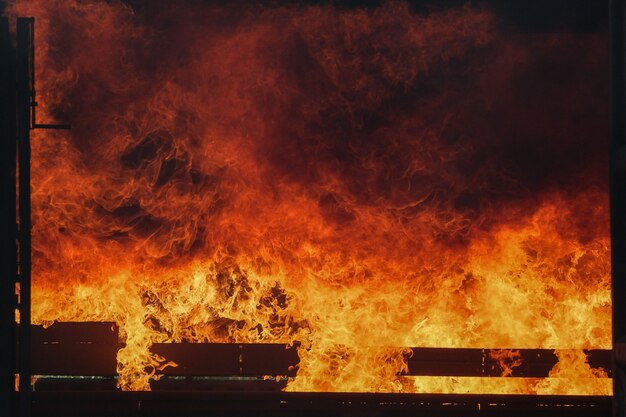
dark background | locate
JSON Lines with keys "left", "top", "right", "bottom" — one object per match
{"left": 0, "top": 1, "right": 609, "bottom": 33}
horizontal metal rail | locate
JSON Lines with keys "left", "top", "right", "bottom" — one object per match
{"left": 29, "top": 322, "right": 612, "bottom": 381}
{"left": 26, "top": 391, "right": 612, "bottom": 417}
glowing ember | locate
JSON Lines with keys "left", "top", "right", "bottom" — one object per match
{"left": 6, "top": 0, "right": 611, "bottom": 394}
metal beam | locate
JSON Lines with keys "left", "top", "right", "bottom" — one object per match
{"left": 16, "top": 17, "right": 34, "bottom": 417}
{"left": 27, "top": 323, "right": 613, "bottom": 382}
{"left": 0, "top": 15, "right": 18, "bottom": 417}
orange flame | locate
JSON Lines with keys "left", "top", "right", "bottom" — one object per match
{"left": 488, "top": 350, "right": 523, "bottom": 377}
{"left": 6, "top": 0, "right": 611, "bottom": 393}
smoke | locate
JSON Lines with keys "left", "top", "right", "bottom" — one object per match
{"left": 5, "top": 0, "right": 611, "bottom": 392}
{"left": 13, "top": 1, "right": 607, "bottom": 264}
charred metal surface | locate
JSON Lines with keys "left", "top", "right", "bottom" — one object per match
{"left": 152, "top": 343, "right": 299, "bottom": 377}
{"left": 32, "top": 322, "right": 118, "bottom": 345}
{"left": 31, "top": 323, "right": 118, "bottom": 376}
{"left": 406, "top": 347, "right": 484, "bottom": 377}
{"left": 240, "top": 343, "right": 300, "bottom": 377}
{"left": 151, "top": 343, "right": 241, "bottom": 377}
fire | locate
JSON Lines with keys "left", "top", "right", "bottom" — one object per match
{"left": 488, "top": 350, "right": 523, "bottom": 377}
{"left": 6, "top": 0, "right": 611, "bottom": 394}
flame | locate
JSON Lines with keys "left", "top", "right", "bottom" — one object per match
{"left": 5, "top": 0, "right": 611, "bottom": 393}
{"left": 488, "top": 350, "right": 523, "bottom": 377}
{"left": 534, "top": 350, "right": 611, "bottom": 395}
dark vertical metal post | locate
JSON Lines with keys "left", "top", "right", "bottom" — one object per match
{"left": 0, "top": 16, "right": 17, "bottom": 417}
{"left": 611, "top": 1, "right": 626, "bottom": 416}
{"left": 16, "top": 17, "right": 33, "bottom": 417}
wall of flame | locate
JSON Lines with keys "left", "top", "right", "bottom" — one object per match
{"left": 6, "top": 0, "right": 611, "bottom": 394}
